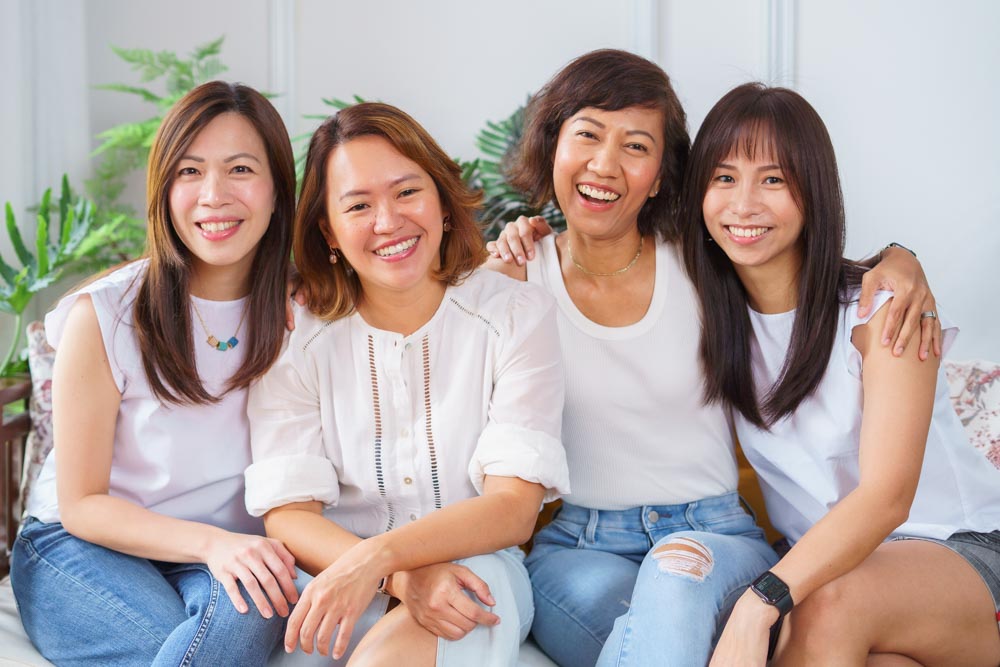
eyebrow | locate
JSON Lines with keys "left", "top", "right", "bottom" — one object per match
{"left": 717, "top": 162, "right": 782, "bottom": 171}
{"left": 178, "top": 153, "right": 263, "bottom": 164}
{"left": 573, "top": 116, "right": 658, "bottom": 144}
{"left": 339, "top": 173, "right": 421, "bottom": 201}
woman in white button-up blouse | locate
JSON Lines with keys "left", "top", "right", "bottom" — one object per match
{"left": 245, "top": 102, "right": 570, "bottom": 666}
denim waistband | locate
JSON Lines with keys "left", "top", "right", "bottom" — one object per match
{"left": 557, "top": 491, "right": 747, "bottom": 531}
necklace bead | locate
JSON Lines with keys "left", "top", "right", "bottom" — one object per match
{"left": 191, "top": 299, "right": 248, "bottom": 352}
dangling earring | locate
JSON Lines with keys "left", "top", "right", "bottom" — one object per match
{"left": 443, "top": 216, "right": 452, "bottom": 232}
{"left": 329, "top": 247, "right": 340, "bottom": 264}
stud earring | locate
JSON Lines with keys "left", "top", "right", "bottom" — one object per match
{"left": 329, "top": 247, "right": 340, "bottom": 264}
{"left": 443, "top": 216, "right": 452, "bottom": 232}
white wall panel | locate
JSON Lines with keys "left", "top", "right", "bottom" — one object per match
{"left": 796, "top": 1, "right": 1000, "bottom": 359}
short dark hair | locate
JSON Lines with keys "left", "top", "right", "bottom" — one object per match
{"left": 294, "top": 102, "right": 485, "bottom": 320}
{"left": 137, "top": 81, "right": 294, "bottom": 404}
{"left": 505, "top": 49, "right": 689, "bottom": 239}
{"left": 681, "top": 82, "right": 865, "bottom": 428}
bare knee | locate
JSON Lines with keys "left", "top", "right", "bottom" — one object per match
{"left": 777, "top": 577, "right": 865, "bottom": 661}
{"left": 651, "top": 537, "right": 715, "bottom": 582}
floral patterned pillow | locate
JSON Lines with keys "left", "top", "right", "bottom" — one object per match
{"left": 945, "top": 359, "right": 1000, "bottom": 470}
{"left": 19, "top": 321, "right": 54, "bottom": 515}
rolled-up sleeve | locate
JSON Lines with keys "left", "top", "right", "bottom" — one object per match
{"left": 468, "top": 284, "right": 569, "bottom": 502}
{"left": 245, "top": 323, "right": 338, "bottom": 516}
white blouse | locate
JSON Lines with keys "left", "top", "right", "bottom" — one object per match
{"left": 28, "top": 259, "right": 263, "bottom": 536}
{"left": 737, "top": 290, "right": 1000, "bottom": 543}
{"left": 245, "top": 269, "right": 570, "bottom": 538}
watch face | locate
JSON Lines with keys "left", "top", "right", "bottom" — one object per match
{"left": 754, "top": 572, "right": 789, "bottom": 602}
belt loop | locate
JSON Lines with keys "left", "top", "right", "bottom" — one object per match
{"left": 585, "top": 509, "right": 599, "bottom": 544}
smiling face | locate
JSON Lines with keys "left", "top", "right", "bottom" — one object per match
{"left": 552, "top": 106, "right": 664, "bottom": 238}
{"left": 701, "top": 144, "right": 804, "bottom": 281}
{"left": 323, "top": 134, "right": 446, "bottom": 301}
{"left": 168, "top": 112, "right": 274, "bottom": 284}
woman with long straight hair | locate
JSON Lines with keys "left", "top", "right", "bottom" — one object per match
{"left": 11, "top": 81, "right": 299, "bottom": 664}
{"left": 682, "top": 83, "right": 1000, "bottom": 666}
{"left": 246, "top": 102, "right": 569, "bottom": 666}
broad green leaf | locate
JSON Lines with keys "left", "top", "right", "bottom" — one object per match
{"left": 5, "top": 203, "right": 34, "bottom": 268}
{"left": 35, "top": 213, "right": 49, "bottom": 276}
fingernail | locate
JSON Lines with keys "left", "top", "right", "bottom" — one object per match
{"left": 895, "top": 346, "right": 903, "bottom": 355}
{"left": 527, "top": 250, "right": 534, "bottom": 259}
{"left": 882, "top": 337, "right": 890, "bottom": 346}
{"left": 285, "top": 645, "right": 293, "bottom": 654}
{"left": 517, "top": 256, "right": 525, "bottom": 266}
{"left": 502, "top": 253, "right": 511, "bottom": 261}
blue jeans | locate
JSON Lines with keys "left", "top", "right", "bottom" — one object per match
{"left": 525, "top": 493, "right": 778, "bottom": 667}
{"left": 11, "top": 518, "right": 284, "bottom": 666}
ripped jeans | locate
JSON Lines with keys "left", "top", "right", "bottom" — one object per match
{"left": 525, "top": 493, "right": 777, "bottom": 667}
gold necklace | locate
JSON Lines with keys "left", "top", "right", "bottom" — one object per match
{"left": 567, "top": 236, "right": 644, "bottom": 277}
{"left": 190, "top": 298, "right": 249, "bottom": 351}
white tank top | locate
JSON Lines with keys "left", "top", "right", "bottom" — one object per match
{"left": 526, "top": 235, "right": 736, "bottom": 510}
{"left": 26, "top": 260, "right": 263, "bottom": 536}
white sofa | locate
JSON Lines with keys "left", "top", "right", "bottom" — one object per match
{"left": 0, "top": 576, "right": 556, "bottom": 666}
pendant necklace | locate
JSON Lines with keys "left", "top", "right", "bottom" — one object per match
{"left": 191, "top": 299, "right": 248, "bottom": 352}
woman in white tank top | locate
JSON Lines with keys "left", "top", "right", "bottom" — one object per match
{"left": 683, "top": 83, "right": 1000, "bottom": 666}
{"left": 11, "top": 82, "right": 300, "bottom": 665}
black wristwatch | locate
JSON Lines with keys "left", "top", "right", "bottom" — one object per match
{"left": 750, "top": 570, "right": 793, "bottom": 616}
{"left": 750, "top": 570, "right": 793, "bottom": 659}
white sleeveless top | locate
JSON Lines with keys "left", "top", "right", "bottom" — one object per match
{"left": 526, "top": 235, "right": 736, "bottom": 510}
{"left": 26, "top": 260, "right": 263, "bottom": 536}
{"left": 737, "top": 290, "right": 1000, "bottom": 543}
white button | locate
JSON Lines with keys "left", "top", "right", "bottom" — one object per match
{"left": 409, "top": 513, "right": 417, "bottom": 521}
{"left": 405, "top": 342, "right": 412, "bottom": 351}
{"left": 401, "top": 428, "right": 410, "bottom": 437}
{"left": 647, "top": 510, "right": 660, "bottom": 523}
{"left": 403, "top": 476, "right": 413, "bottom": 485}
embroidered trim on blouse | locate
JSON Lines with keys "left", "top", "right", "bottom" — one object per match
{"left": 302, "top": 320, "right": 335, "bottom": 352}
{"left": 368, "top": 334, "right": 396, "bottom": 531}
{"left": 448, "top": 297, "right": 501, "bottom": 338}
{"left": 422, "top": 335, "right": 443, "bottom": 510}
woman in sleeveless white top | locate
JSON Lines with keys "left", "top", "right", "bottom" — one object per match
{"left": 486, "top": 50, "right": 941, "bottom": 667}
{"left": 685, "top": 83, "right": 1000, "bottom": 665}
{"left": 10, "top": 82, "right": 300, "bottom": 665}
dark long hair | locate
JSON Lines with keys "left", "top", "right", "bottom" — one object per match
{"left": 294, "top": 102, "right": 485, "bottom": 321}
{"left": 505, "top": 49, "right": 689, "bottom": 239}
{"left": 135, "top": 81, "right": 295, "bottom": 404}
{"left": 681, "top": 83, "right": 865, "bottom": 428}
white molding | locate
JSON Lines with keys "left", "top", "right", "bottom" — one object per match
{"left": 632, "top": 0, "right": 659, "bottom": 62}
{"left": 766, "top": 0, "right": 796, "bottom": 87}
{"left": 269, "top": 0, "right": 297, "bottom": 132}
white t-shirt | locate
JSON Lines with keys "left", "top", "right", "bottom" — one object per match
{"left": 27, "top": 260, "right": 263, "bottom": 536}
{"left": 525, "top": 235, "right": 736, "bottom": 510}
{"left": 244, "top": 269, "right": 570, "bottom": 537}
{"left": 738, "top": 290, "right": 1000, "bottom": 543}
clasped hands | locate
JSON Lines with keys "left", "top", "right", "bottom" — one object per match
{"left": 285, "top": 542, "right": 500, "bottom": 659}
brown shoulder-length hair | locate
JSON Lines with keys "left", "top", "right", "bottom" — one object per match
{"left": 294, "top": 102, "right": 485, "bottom": 320}
{"left": 505, "top": 48, "right": 689, "bottom": 239}
{"left": 135, "top": 80, "right": 295, "bottom": 404}
{"left": 680, "top": 82, "right": 865, "bottom": 429}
